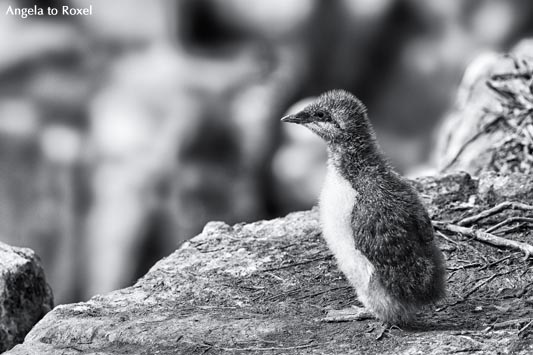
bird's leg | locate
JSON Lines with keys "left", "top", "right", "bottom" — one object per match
{"left": 375, "top": 322, "right": 402, "bottom": 340}
{"left": 322, "top": 305, "right": 374, "bottom": 322}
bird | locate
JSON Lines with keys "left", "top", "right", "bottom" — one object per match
{"left": 281, "top": 89, "right": 445, "bottom": 326}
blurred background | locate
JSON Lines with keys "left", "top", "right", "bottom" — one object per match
{"left": 1, "top": 0, "right": 533, "bottom": 304}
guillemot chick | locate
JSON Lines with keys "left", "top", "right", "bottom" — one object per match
{"left": 281, "top": 89, "right": 445, "bottom": 325}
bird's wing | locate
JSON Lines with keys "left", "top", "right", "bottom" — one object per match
{"left": 351, "top": 201, "right": 438, "bottom": 301}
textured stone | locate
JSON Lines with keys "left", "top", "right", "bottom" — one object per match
{"left": 433, "top": 39, "right": 533, "bottom": 175}
{"left": 477, "top": 171, "right": 533, "bottom": 205}
{"left": 6, "top": 172, "right": 533, "bottom": 354}
{"left": 0, "top": 242, "right": 53, "bottom": 352}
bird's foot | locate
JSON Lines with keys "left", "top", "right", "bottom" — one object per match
{"left": 375, "top": 322, "right": 402, "bottom": 340}
{"left": 322, "top": 306, "right": 374, "bottom": 322}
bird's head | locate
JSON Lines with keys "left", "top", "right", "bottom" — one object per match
{"left": 281, "top": 90, "right": 372, "bottom": 146}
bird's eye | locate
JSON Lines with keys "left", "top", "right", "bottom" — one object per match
{"left": 317, "top": 111, "right": 332, "bottom": 121}
{"left": 316, "top": 111, "right": 333, "bottom": 122}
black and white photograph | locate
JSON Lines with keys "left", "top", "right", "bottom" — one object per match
{"left": 1, "top": 0, "right": 533, "bottom": 353}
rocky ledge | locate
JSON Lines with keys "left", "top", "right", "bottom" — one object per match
{"left": 6, "top": 171, "right": 533, "bottom": 354}
{"left": 0, "top": 243, "right": 53, "bottom": 353}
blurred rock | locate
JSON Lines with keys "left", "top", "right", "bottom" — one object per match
{"left": 70, "top": 0, "right": 169, "bottom": 43}
{"left": 0, "top": 1, "right": 91, "bottom": 306}
{"left": 433, "top": 39, "right": 533, "bottom": 175}
{"left": 7, "top": 171, "right": 533, "bottom": 355}
{"left": 84, "top": 39, "right": 304, "bottom": 297}
{"left": 0, "top": 121, "right": 81, "bottom": 305}
{"left": 0, "top": 99, "right": 39, "bottom": 139}
{"left": 365, "top": 1, "right": 533, "bottom": 171}
{"left": 0, "top": 1, "right": 80, "bottom": 73}
{"left": 40, "top": 125, "right": 83, "bottom": 165}
{"left": 0, "top": 242, "right": 53, "bottom": 353}
{"left": 85, "top": 44, "right": 201, "bottom": 297}
{"left": 210, "top": 0, "right": 317, "bottom": 40}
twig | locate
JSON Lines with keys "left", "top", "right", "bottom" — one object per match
{"left": 478, "top": 254, "right": 514, "bottom": 270}
{"left": 436, "top": 230, "right": 461, "bottom": 245}
{"left": 485, "top": 317, "right": 532, "bottom": 331}
{"left": 493, "top": 223, "right": 528, "bottom": 236}
{"left": 487, "top": 80, "right": 518, "bottom": 102}
{"left": 446, "top": 263, "right": 482, "bottom": 271}
{"left": 485, "top": 217, "right": 533, "bottom": 233}
{"left": 518, "top": 320, "right": 533, "bottom": 337}
{"left": 491, "top": 72, "right": 533, "bottom": 81}
{"left": 447, "top": 270, "right": 459, "bottom": 281}
{"left": 455, "top": 201, "right": 533, "bottom": 226}
{"left": 450, "top": 347, "right": 483, "bottom": 353}
{"left": 198, "top": 248, "right": 225, "bottom": 253}
{"left": 434, "top": 223, "right": 533, "bottom": 259}
{"left": 298, "top": 286, "right": 352, "bottom": 300}
{"left": 322, "top": 307, "right": 374, "bottom": 323}
{"left": 264, "top": 272, "right": 285, "bottom": 282}
{"left": 436, "top": 228, "right": 490, "bottom": 263}
{"left": 462, "top": 274, "right": 498, "bottom": 300}
{"left": 517, "top": 280, "right": 533, "bottom": 297}
{"left": 220, "top": 341, "right": 316, "bottom": 352}
{"left": 278, "top": 242, "right": 298, "bottom": 250}
{"left": 262, "top": 287, "right": 301, "bottom": 302}
{"left": 436, "top": 267, "right": 520, "bottom": 311}
{"left": 62, "top": 346, "right": 84, "bottom": 352}
{"left": 201, "top": 344, "right": 213, "bottom": 354}
{"left": 260, "top": 255, "right": 332, "bottom": 272}
{"left": 441, "top": 115, "right": 503, "bottom": 172}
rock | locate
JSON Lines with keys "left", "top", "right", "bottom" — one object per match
{"left": 434, "top": 39, "right": 533, "bottom": 175}
{"left": 477, "top": 171, "right": 533, "bottom": 205}
{"left": 413, "top": 172, "right": 478, "bottom": 219}
{"left": 0, "top": 242, "right": 53, "bottom": 353}
{"left": 7, "top": 172, "right": 533, "bottom": 354}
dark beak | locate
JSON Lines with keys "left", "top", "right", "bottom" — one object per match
{"left": 280, "top": 114, "right": 299, "bottom": 123}
{"left": 280, "top": 111, "right": 311, "bottom": 124}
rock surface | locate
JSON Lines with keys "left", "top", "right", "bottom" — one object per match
{"left": 7, "top": 172, "right": 533, "bottom": 354}
{"left": 433, "top": 39, "right": 533, "bottom": 175}
{"left": 0, "top": 242, "right": 53, "bottom": 353}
